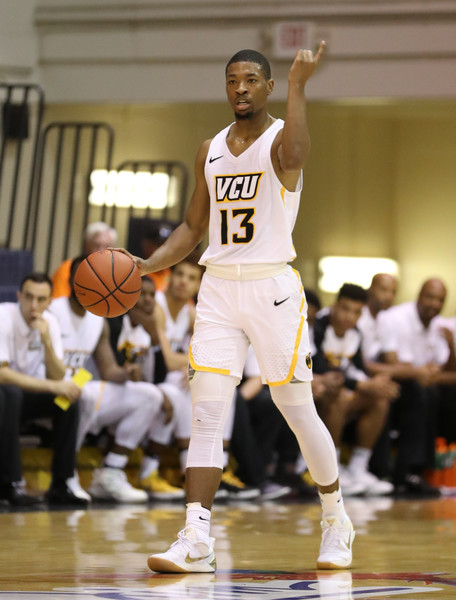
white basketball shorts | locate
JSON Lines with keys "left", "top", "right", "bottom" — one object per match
{"left": 189, "top": 265, "right": 313, "bottom": 386}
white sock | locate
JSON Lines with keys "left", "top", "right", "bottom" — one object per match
{"left": 186, "top": 502, "right": 211, "bottom": 541}
{"left": 141, "top": 455, "right": 160, "bottom": 479}
{"left": 104, "top": 452, "right": 128, "bottom": 469}
{"left": 348, "top": 447, "right": 371, "bottom": 473}
{"left": 319, "top": 488, "right": 349, "bottom": 523}
{"left": 179, "top": 449, "right": 188, "bottom": 473}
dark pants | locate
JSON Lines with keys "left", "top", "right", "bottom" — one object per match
{"left": 0, "top": 385, "right": 23, "bottom": 484}
{"left": 0, "top": 384, "right": 80, "bottom": 485}
{"left": 437, "top": 385, "right": 456, "bottom": 443}
{"left": 369, "top": 380, "right": 439, "bottom": 484}
{"left": 229, "top": 391, "right": 267, "bottom": 486}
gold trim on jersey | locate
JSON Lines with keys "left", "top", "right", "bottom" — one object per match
{"left": 267, "top": 314, "right": 305, "bottom": 387}
{"left": 95, "top": 381, "right": 106, "bottom": 412}
{"left": 268, "top": 269, "right": 307, "bottom": 386}
{"left": 188, "top": 345, "right": 231, "bottom": 376}
{"left": 214, "top": 172, "right": 264, "bottom": 203}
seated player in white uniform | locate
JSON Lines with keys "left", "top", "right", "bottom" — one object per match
{"left": 313, "top": 284, "right": 400, "bottom": 496}
{"left": 108, "top": 275, "right": 185, "bottom": 500}
{"left": 49, "top": 257, "right": 171, "bottom": 503}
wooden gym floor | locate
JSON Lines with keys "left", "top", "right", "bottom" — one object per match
{"left": 0, "top": 496, "right": 455, "bottom": 599}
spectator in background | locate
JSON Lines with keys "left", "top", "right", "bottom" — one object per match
{"left": 52, "top": 222, "right": 118, "bottom": 298}
{"left": 357, "top": 273, "right": 398, "bottom": 368}
{"left": 375, "top": 278, "right": 451, "bottom": 495}
{"left": 0, "top": 273, "right": 83, "bottom": 506}
{"left": 313, "top": 283, "right": 399, "bottom": 496}
{"left": 139, "top": 220, "right": 178, "bottom": 292}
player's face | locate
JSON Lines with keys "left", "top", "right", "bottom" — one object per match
{"left": 17, "top": 280, "right": 52, "bottom": 325}
{"left": 225, "top": 62, "right": 273, "bottom": 119}
{"left": 418, "top": 282, "right": 446, "bottom": 324}
{"left": 332, "top": 298, "right": 364, "bottom": 333}
{"left": 169, "top": 263, "right": 202, "bottom": 302}
{"left": 136, "top": 279, "right": 156, "bottom": 314}
{"left": 372, "top": 276, "right": 397, "bottom": 311}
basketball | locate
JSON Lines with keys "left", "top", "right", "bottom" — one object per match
{"left": 74, "top": 249, "right": 141, "bottom": 318}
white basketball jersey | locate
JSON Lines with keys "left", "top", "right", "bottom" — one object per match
{"left": 49, "top": 297, "right": 104, "bottom": 375}
{"left": 155, "top": 291, "right": 191, "bottom": 353}
{"left": 117, "top": 314, "right": 155, "bottom": 383}
{"left": 200, "top": 118, "right": 302, "bottom": 266}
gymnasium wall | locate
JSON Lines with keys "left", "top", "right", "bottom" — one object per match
{"left": 1, "top": 1, "right": 456, "bottom": 311}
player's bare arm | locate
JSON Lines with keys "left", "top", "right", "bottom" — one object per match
{"left": 0, "top": 364, "right": 80, "bottom": 400}
{"left": 272, "top": 41, "right": 325, "bottom": 190}
{"left": 115, "top": 141, "right": 211, "bottom": 276}
{"left": 155, "top": 304, "right": 189, "bottom": 372}
{"left": 94, "top": 321, "right": 131, "bottom": 383}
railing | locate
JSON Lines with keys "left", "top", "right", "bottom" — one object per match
{"left": 0, "top": 84, "right": 189, "bottom": 277}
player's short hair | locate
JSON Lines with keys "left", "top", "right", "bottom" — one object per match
{"left": 304, "top": 288, "right": 321, "bottom": 310}
{"left": 337, "top": 283, "right": 368, "bottom": 304}
{"left": 20, "top": 272, "right": 52, "bottom": 291}
{"left": 226, "top": 50, "right": 271, "bottom": 80}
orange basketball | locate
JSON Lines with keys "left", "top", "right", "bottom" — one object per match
{"left": 74, "top": 249, "right": 141, "bottom": 318}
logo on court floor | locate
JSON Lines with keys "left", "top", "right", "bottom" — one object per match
{"left": 0, "top": 577, "right": 445, "bottom": 599}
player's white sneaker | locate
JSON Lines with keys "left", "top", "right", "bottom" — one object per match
{"left": 147, "top": 526, "right": 216, "bottom": 573}
{"left": 347, "top": 469, "right": 394, "bottom": 496}
{"left": 338, "top": 466, "right": 367, "bottom": 497}
{"left": 89, "top": 467, "right": 148, "bottom": 503}
{"left": 317, "top": 516, "right": 355, "bottom": 569}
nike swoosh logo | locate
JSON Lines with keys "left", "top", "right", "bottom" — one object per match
{"left": 209, "top": 155, "right": 223, "bottom": 163}
{"left": 185, "top": 552, "right": 212, "bottom": 564}
{"left": 274, "top": 297, "right": 290, "bottom": 306}
{"left": 198, "top": 516, "right": 209, "bottom": 521}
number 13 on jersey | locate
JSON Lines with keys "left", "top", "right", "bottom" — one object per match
{"left": 220, "top": 208, "right": 255, "bottom": 245}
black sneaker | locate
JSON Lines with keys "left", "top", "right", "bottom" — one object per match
{"left": 46, "top": 483, "right": 90, "bottom": 507}
{"left": 218, "top": 468, "right": 261, "bottom": 500}
{"left": 0, "top": 483, "right": 43, "bottom": 507}
{"left": 274, "top": 470, "right": 319, "bottom": 499}
{"left": 394, "top": 474, "right": 441, "bottom": 498}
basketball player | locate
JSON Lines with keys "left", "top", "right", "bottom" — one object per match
{"left": 117, "top": 42, "right": 355, "bottom": 571}
{"left": 49, "top": 258, "right": 172, "bottom": 503}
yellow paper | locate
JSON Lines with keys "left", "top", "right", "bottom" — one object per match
{"left": 54, "top": 368, "right": 93, "bottom": 411}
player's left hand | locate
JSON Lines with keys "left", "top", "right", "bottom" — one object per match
{"left": 289, "top": 40, "right": 325, "bottom": 87}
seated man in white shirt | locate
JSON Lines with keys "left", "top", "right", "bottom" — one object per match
{"left": 0, "top": 273, "right": 83, "bottom": 506}
{"left": 313, "top": 283, "right": 399, "bottom": 496}
{"left": 376, "top": 278, "right": 452, "bottom": 495}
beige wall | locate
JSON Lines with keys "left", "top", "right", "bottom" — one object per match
{"left": 42, "top": 99, "right": 456, "bottom": 314}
